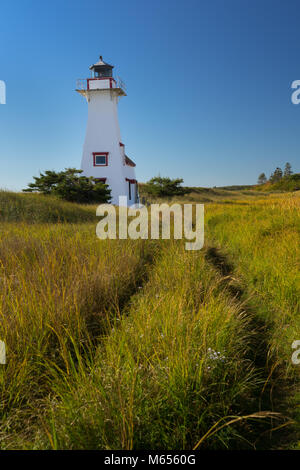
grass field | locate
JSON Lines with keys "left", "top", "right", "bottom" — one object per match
{"left": 0, "top": 189, "right": 299, "bottom": 449}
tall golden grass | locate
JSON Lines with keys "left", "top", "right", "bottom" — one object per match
{"left": 0, "top": 222, "right": 156, "bottom": 447}
{"left": 0, "top": 190, "right": 298, "bottom": 449}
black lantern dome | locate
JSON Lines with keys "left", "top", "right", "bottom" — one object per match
{"left": 89, "top": 55, "right": 114, "bottom": 78}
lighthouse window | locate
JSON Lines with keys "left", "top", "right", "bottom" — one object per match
{"left": 93, "top": 153, "right": 108, "bottom": 166}
{"left": 95, "top": 69, "right": 112, "bottom": 78}
{"left": 95, "top": 155, "right": 106, "bottom": 165}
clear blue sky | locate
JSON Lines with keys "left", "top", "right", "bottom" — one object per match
{"left": 0, "top": 0, "right": 300, "bottom": 190}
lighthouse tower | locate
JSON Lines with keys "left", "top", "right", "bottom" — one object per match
{"left": 76, "top": 56, "right": 138, "bottom": 205}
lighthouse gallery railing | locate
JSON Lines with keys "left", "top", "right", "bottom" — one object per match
{"left": 76, "top": 77, "right": 126, "bottom": 94}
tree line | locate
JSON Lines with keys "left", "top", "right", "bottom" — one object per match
{"left": 257, "top": 162, "right": 293, "bottom": 185}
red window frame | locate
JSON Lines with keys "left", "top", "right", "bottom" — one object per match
{"left": 93, "top": 152, "right": 109, "bottom": 167}
{"left": 126, "top": 178, "right": 137, "bottom": 201}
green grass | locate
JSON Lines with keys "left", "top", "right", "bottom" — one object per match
{"left": 0, "top": 190, "right": 97, "bottom": 223}
{"left": 139, "top": 185, "right": 273, "bottom": 204}
{"left": 0, "top": 189, "right": 298, "bottom": 449}
{"left": 0, "top": 223, "right": 156, "bottom": 448}
{"left": 205, "top": 193, "right": 300, "bottom": 373}
{"left": 28, "top": 242, "right": 262, "bottom": 450}
{"left": 204, "top": 192, "right": 300, "bottom": 447}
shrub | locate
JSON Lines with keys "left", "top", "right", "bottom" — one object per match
{"left": 23, "top": 168, "right": 111, "bottom": 204}
{"left": 142, "top": 176, "right": 187, "bottom": 198}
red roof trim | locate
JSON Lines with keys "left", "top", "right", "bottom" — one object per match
{"left": 125, "top": 155, "right": 136, "bottom": 167}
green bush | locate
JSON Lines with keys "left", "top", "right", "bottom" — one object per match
{"left": 142, "top": 176, "right": 187, "bottom": 198}
{"left": 23, "top": 168, "right": 111, "bottom": 204}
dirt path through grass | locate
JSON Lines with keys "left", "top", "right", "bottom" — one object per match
{"left": 205, "top": 246, "right": 296, "bottom": 449}
{"left": 0, "top": 225, "right": 159, "bottom": 448}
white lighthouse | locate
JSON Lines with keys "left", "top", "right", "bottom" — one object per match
{"left": 76, "top": 56, "right": 138, "bottom": 205}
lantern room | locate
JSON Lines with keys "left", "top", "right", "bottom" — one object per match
{"left": 90, "top": 56, "right": 113, "bottom": 78}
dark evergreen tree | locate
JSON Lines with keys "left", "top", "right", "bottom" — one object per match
{"left": 284, "top": 162, "right": 293, "bottom": 177}
{"left": 23, "top": 168, "right": 111, "bottom": 204}
{"left": 257, "top": 173, "right": 267, "bottom": 185}
{"left": 269, "top": 167, "right": 283, "bottom": 183}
